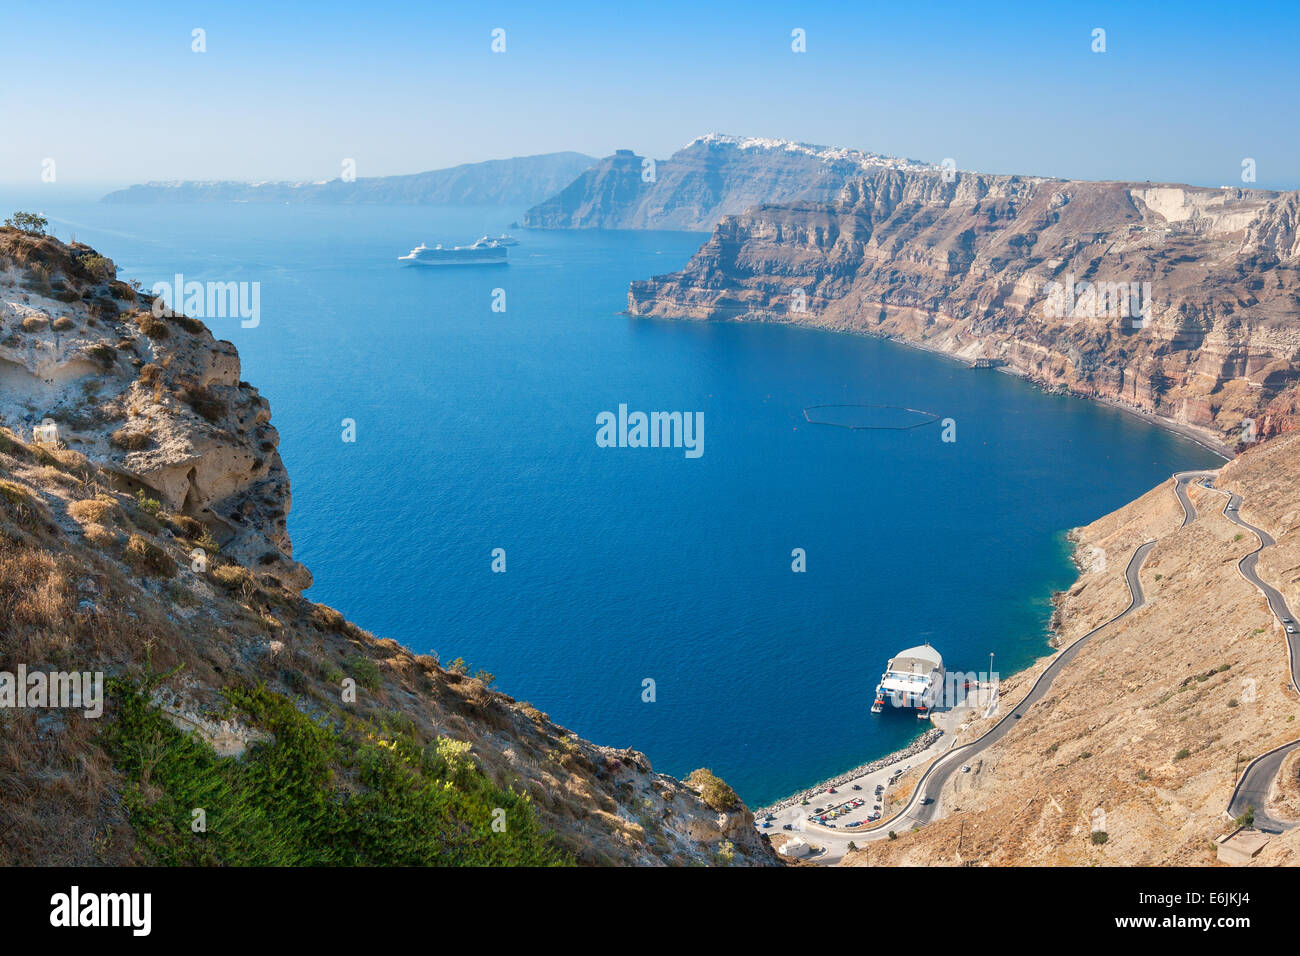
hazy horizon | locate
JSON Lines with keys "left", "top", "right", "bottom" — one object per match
{"left": 5, "top": 0, "right": 1300, "bottom": 192}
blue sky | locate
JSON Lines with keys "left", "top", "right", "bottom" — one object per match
{"left": 3, "top": 0, "right": 1298, "bottom": 190}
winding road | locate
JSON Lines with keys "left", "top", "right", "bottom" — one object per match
{"left": 821, "top": 469, "right": 1300, "bottom": 849}
{"left": 1194, "top": 477, "right": 1300, "bottom": 833}
{"left": 838, "top": 536, "right": 1159, "bottom": 841}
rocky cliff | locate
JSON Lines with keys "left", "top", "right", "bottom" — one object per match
{"left": 102, "top": 152, "right": 597, "bottom": 207}
{"left": 521, "top": 134, "right": 935, "bottom": 231}
{"left": 0, "top": 226, "right": 775, "bottom": 867}
{"left": 628, "top": 164, "right": 1300, "bottom": 449}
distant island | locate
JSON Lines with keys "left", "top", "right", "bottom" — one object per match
{"left": 101, "top": 151, "right": 596, "bottom": 207}
{"left": 521, "top": 134, "right": 936, "bottom": 232}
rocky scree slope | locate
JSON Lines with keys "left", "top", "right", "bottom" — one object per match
{"left": 0, "top": 227, "right": 775, "bottom": 867}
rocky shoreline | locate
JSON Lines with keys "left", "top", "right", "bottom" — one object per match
{"left": 755, "top": 728, "right": 944, "bottom": 818}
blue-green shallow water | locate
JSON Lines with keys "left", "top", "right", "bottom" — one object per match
{"left": 5, "top": 197, "right": 1224, "bottom": 806}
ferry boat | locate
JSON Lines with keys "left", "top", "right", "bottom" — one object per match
{"left": 872, "top": 643, "right": 944, "bottom": 717}
{"left": 398, "top": 237, "right": 508, "bottom": 266}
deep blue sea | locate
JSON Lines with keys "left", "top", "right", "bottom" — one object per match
{"left": 4, "top": 194, "right": 1224, "bottom": 806}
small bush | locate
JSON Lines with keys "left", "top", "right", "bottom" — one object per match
{"left": 213, "top": 563, "right": 254, "bottom": 591}
{"left": 124, "top": 533, "right": 176, "bottom": 578}
{"left": 310, "top": 603, "right": 347, "bottom": 632}
{"left": 110, "top": 427, "right": 151, "bottom": 451}
{"left": 68, "top": 498, "right": 115, "bottom": 525}
{"left": 345, "top": 654, "right": 382, "bottom": 691}
{"left": 171, "top": 314, "right": 205, "bottom": 335}
{"left": 685, "top": 768, "right": 740, "bottom": 812}
{"left": 85, "top": 342, "right": 118, "bottom": 369}
{"left": 0, "top": 480, "right": 42, "bottom": 528}
{"left": 134, "top": 489, "right": 163, "bottom": 518}
{"left": 135, "top": 314, "right": 170, "bottom": 340}
{"left": 81, "top": 255, "right": 115, "bottom": 281}
{"left": 20, "top": 315, "right": 49, "bottom": 332}
{"left": 1174, "top": 748, "right": 1191, "bottom": 761}
{"left": 5, "top": 211, "right": 48, "bottom": 235}
{"left": 167, "top": 513, "right": 204, "bottom": 539}
{"left": 179, "top": 384, "right": 227, "bottom": 423}
{"left": 1091, "top": 831, "right": 1109, "bottom": 845}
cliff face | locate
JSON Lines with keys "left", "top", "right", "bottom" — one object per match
{"left": 628, "top": 167, "right": 1300, "bottom": 448}
{"left": 521, "top": 134, "right": 935, "bottom": 231}
{"left": 0, "top": 227, "right": 775, "bottom": 867}
{"left": 850, "top": 431, "right": 1300, "bottom": 866}
{"left": 0, "top": 230, "right": 310, "bottom": 592}
{"left": 101, "top": 152, "right": 597, "bottom": 207}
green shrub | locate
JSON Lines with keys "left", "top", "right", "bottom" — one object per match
{"left": 103, "top": 680, "right": 567, "bottom": 866}
{"left": 345, "top": 654, "right": 382, "bottom": 691}
{"left": 4, "top": 211, "right": 47, "bottom": 235}
{"left": 685, "top": 768, "right": 740, "bottom": 812}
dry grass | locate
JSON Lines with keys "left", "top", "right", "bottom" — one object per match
{"left": 68, "top": 497, "right": 117, "bottom": 526}
{"left": 109, "top": 426, "right": 151, "bottom": 451}
{"left": 124, "top": 533, "right": 176, "bottom": 578}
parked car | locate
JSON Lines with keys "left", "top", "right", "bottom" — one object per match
{"left": 783, "top": 824, "right": 793, "bottom": 830}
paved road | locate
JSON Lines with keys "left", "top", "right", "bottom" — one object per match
{"left": 1197, "top": 479, "right": 1300, "bottom": 832}
{"left": 840, "top": 536, "right": 1159, "bottom": 841}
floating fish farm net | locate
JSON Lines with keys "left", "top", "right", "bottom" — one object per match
{"left": 802, "top": 403, "right": 941, "bottom": 431}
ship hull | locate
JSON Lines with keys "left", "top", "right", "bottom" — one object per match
{"left": 399, "top": 256, "right": 507, "bottom": 266}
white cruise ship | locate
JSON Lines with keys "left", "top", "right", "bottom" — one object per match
{"left": 398, "top": 237, "right": 508, "bottom": 266}
{"left": 872, "top": 643, "right": 944, "bottom": 717}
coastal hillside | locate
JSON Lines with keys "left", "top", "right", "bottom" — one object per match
{"left": 627, "top": 163, "right": 1300, "bottom": 449}
{"left": 520, "top": 134, "right": 934, "bottom": 231}
{"left": 848, "top": 432, "right": 1300, "bottom": 866}
{"left": 101, "top": 152, "right": 596, "bottom": 207}
{"left": 0, "top": 223, "right": 775, "bottom": 867}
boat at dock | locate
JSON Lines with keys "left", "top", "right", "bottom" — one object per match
{"left": 872, "top": 643, "right": 944, "bottom": 717}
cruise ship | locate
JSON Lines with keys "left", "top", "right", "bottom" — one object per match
{"left": 871, "top": 643, "right": 944, "bottom": 717}
{"left": 398, "top": 237, "right": 508, "bottom": 266}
